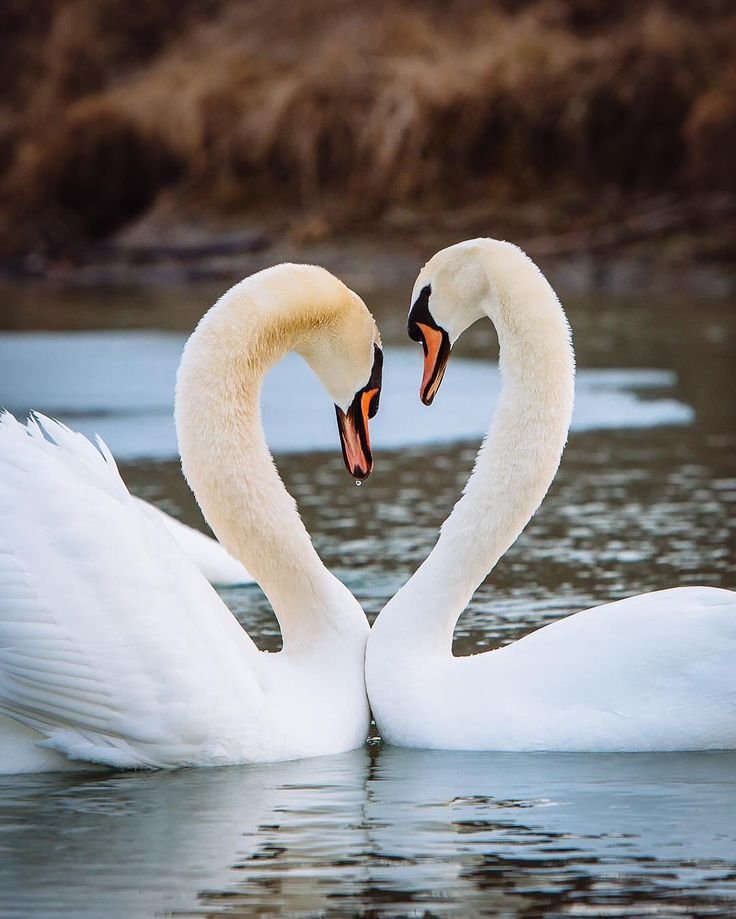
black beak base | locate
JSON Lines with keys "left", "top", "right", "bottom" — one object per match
{"left": 408, "top": 284, "right": 451, "bottom": 405}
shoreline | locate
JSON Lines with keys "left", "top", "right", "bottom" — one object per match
{"left": 4, "top": 235, "right": 733, "bottom": 302}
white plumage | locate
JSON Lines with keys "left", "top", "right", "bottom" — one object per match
{"left": 366, "top": 239, "right": 736, "bottom": 752}
{"left": 0, "top": 413, "right": 262, "bottom": 770}
{"left": 136, "top": 498, "right": 253, "bottom": 587}
{"left": 0, "top": 264, "right": 378, "bottom": 772}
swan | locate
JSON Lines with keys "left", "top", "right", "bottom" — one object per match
{"left": 135, "top": 497, "right": 253, "bottom": 587}
{"left": 366, "top": 238, "right": 736, "bottom": 752}
{"left": 0, "top": 263, "right": 383, "bottom": 772}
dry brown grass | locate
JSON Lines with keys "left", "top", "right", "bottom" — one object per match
{"left": 1, "top": 0, "right": 735, "bottom": 254}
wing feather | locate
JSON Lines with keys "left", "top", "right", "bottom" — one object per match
{"left": 0, "top": 412, "right": 263, "bottom": 767}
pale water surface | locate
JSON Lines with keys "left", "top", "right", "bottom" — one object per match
{"left": 0, "top": 333, "right": 692, "bottom": 461}
{"left": 0, "top": 279, "right": 734, "bottom": 917}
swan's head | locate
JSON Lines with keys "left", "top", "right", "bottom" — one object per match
{"left": 295, "top": 276, "right": 383, "bottom": 480}
{"left": 178, "top": 263, "right": 383, "bottom": 482}
{"left": 408, "top": 239, "right": 495, "bottom": 405}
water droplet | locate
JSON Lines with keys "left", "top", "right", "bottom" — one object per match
{"left": 355, "top": 479, "right": 362, "bottom": 487}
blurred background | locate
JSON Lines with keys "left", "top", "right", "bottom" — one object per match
{"left": 0, "top": 0, "right": 734, "bottom": 279}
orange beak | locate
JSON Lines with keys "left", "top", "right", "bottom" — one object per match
{"left": 335, "top": 344, "right": 383, "bottom": 480}
{"left": 335, "top": 387, "right": 378, "bottom": 480}
{"left": 416, "top": 322, "right": 451, "bottom": 406}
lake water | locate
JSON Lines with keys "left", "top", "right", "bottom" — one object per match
{"left": 0, "top": 277, "right": 734, "bottom": 917}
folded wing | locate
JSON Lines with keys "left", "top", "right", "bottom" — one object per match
{"left": 0, "top": 413, "right": 263, "bottom": 768}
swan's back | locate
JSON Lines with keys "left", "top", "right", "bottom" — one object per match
{"left": 0, "top": 413, "right": 262, "bottom": 770}
{"left": 435, "top": 587, "right": 736, "bottom": 752}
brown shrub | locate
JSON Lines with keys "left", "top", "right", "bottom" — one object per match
{"left": 44, "top": 101, "right": 182, "bottom": 238}
{"left": 685, "top": 64, "right": 736, "bottom": 193}
{"left": 1, "top": 0, "right": 734, "bottom": 252}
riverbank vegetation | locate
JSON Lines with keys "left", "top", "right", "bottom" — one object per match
{"left": 1, "top": 0, "right": 734, "bottom": 263}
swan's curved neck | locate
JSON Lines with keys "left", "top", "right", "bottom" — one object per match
{"left": 383, "top": 245, "right": 575, "bottom": 654}
{"left": 175, "top": 269, "right": 363, "bottom": 652}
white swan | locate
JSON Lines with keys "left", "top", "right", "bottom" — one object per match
{"left": 136, "top": 498, "right": 253, "bottom": 587}
{"left": 366, "top": 238, "right": 736, "bottom": 752}
{"left": 0, "top": 263, "right": 383, "bottom": 772}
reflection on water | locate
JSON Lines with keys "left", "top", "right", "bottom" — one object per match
{"left": 364, "top": 748, "right": 736, "bottom": 918}
{"left": 0, "top": 279, "right": 734, "bottom": 916}
{"left": 0, "top": 749, "right": 371, "bottom": 918}
{"left": 2, "top": 747, "right": 735, "bottom": 918}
